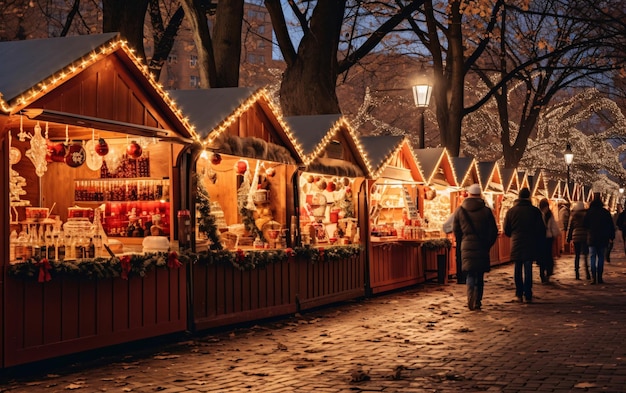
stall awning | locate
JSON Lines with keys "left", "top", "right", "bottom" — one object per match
{"left": 20, "top": 108, "right": 193, "bottom": 143}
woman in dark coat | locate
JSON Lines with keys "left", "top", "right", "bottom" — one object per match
{"left": 453, "top": 184, "right": 498, "bottom": 311}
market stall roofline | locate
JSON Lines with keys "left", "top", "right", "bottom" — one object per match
{"left": 451, "top": 156, "right": 480, "bottom": 189}
{"left": 284, "top": 114, "right": 342, "bottom": 157}
{"left": 414, "top": 147, "right": 457, "bottom": 187}
{"left": 477, "top": 161, "right": 502, "bottom": 193}
{"left": 0, "top": 33, "right": 195, "bottom": 140}
{"left": 20, "top": 108, "right": 194, "bottom": 144}
{"left": 283, "top": 114, "right": 369, "bottom": 172}
{"left": 0, "top": 33, "right": 119, "bottom": 106}
{"left": 168, "top": 87, "right": 304, "bottom": 163}
{"left": 359, "top": 135, "right": 424, "bottom": 181}
{"left": 168, "top": 87, "right": 258, "bottom": 139}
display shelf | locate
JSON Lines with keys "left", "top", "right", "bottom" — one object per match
{"left": 74, "top": 177, "right": 170, "bottom": 202}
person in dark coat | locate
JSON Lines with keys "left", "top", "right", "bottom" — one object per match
{"left": 453, "top": 184, "right": 498, "bottom": 311}
{"left": 616, "top": 203, "right": 626, "bottom": 254}
{"left": 583, "top": 194, "right": 615, "bottom": 284}
{"left": 567, "top": 201, "right": 589, "bottom": 280}
{"left": 503, "top": 187, "right": 545, "bottom": 303}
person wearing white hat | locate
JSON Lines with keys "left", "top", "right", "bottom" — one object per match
{"left": 452, "top": 184, "right": 498, "bottom": 310}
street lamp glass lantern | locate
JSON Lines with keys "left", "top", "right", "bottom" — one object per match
{"left": 564, "top": 143, "right": 574, "bottom": 165}
{"left": 412, "top": 70, "right": 433, "bottom": 108}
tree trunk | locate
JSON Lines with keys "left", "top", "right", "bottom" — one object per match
{"left": 213, "top": 0, "right": 244, "bottom": 87}
{"left": 278, "top": 0, "right": 346, "bottom": 115}
{"left": 148, "top": 6, "right": 185, "bottom": 80}
{"left": 180, "top": 0, "right": 216, "bottom": 88}
{"left": 102, "top": 0, "right": 149, "bottom": 60}
{"left": 441, "top": 1, "right": 464, "bottom": 156}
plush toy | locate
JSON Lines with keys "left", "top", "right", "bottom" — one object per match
{"left": 253, "top": 206, "right": 273, "bottom": 231}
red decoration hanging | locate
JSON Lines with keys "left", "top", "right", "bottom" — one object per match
{"left": 210, "top": 153, "right": 222, "bottom": 165}
{"left": 95, "top": 138, "right": 109, "bottom": 156}
{"left": 47, "top": 142, "right": 67, "bottom": 163}
{"left": 235, "top": 160, "right": 248, "bottom": 174}
{"left": 126, "top": 140, "right": 143, "bottom": 159}
{"left": 65, "top": 143, "right": 86, "bottom": 167}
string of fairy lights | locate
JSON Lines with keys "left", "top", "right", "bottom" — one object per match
{"left": 0, "top": 36, "right": 614, "bottom": 203}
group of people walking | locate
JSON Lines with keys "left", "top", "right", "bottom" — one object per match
{"left": 448, "top": 184, "right": 619, "bottom": 311}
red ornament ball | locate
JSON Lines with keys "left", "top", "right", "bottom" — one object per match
{"left": 326, "top": 181, "right": 336, "bottom": 192}
{"left": 95, "top": 138, "right": 109, "bottom": 156}
{"left": 236, "top": 160, "right": 248, "bottom": 174}
{"left": 126, "top": 141, "right": 143, "bottom": 159}
{"left": 47, "top": 142, "right": 67, "bottom": 163}
{"left": 210, "top": 153, "right": 222, "bottom": 165}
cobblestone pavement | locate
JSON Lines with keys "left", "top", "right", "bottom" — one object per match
{"left": 3, "top": 243, "right": 626, "bottom": 393}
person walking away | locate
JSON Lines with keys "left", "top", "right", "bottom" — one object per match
{"left": 567, "top": 201, "right": 589, "bottom": 280}
{"left": 504, "top": 187, "right": 545, "bottom": 303}
{"left": 539, "top": 198, "right": 560, "bottom": 283}
{"left": 605, "top": 208, "right": 618, "bottom": 262}
{"left": 453, "top": 184, "right": 498, "bottom": 310}
{"left": 583, "top": 194, "right": 615, "bottom": 284}
{"left": 616, "top": 203, "right": 626, "bottom": 254}
{"left": 558, "top": 202, "right": 570, "bottom": 253}
{"left": 443, "top": 212, "right": 465, "bottom": 284}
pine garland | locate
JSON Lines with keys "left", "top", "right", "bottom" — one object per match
{"left": 196, "top": 173, "right": 223, "bottom": 250}
{"left": 8, "top": 252, "right": 190, "bottom": 281}
{"left": 195, "top": 244, "right": 362, "bottom": 271}
{"left": 420, "top": 238, "right": 452, "bottom": 250}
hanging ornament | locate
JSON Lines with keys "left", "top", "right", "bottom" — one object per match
{"left": 85, "top": 139, "right": 103, "bottom": 171}
{"left": 25, "top": 122, "right": 49, "bottom": 177}
{"left": 9, "top": 146, "right": 22, "bottom": 165}
{"left": 46, "top": 142, "right": 67, "bottom": 163}
{"left": 210, "top": 152, "right": 222, "bottom": 165}
{"left": 235, "top": 159, "right": 248, "bottom": 174}
{"left": 265, "top": 167, "right": 276, "bottom": 178}
{"left": 65, "top": 143, "right": 86, "bottom": 168}
{"left": 95, "top": 138, "right": 109, "bottom": 156}
{"left": 207, "top": 168, "right": 218, "bottom": 184}
{"left": 326, "top": 181, "right": 336, "bottom": 192}
{"left": 126, "top": 140, "right": 142, "bottom": 159}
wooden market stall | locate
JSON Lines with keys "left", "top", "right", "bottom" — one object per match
{"left": 477, "top": 161, "right": 505, "bottom": 266}
{"left": 0, "top": 33, "right": 192, "bottom": 367}
{"left": 530, "top": 170, "right": 550, "bottom": 204}
{"left": 167, "top": 87, "right": 305, "bottom": 331}
{"left": 284, "top": 114, "right": 368, "bottom": 309}
{"left": 361, "top": 135, "right": 444, "bottom": 294}
{"left": 414, "top": 147, "right": 457, "bottom": 282}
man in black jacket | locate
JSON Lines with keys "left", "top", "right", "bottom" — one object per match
{"left": 453, "top": 184, "right": 498, "bottom": 311}
{"left": 584, "top": 194, "right": 615, "bottom": 284}
{"left": 504, "top": 188, "right": 545, "bottom": 303}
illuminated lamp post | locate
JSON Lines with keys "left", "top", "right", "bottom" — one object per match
{"left": 412, "top": 66, "right": 433, "bottom": 149}
{"left": 564, "top": 142, "right": 574, "bottom": 190}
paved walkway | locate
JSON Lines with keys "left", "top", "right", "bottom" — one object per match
{"left": 3, "top": 242, "right": 626, "bottom": 392}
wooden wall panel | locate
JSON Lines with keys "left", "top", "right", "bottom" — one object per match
{"left": 113, "top": 279, "right": 130, "bottom": 331}
{"left": 115, "top": 74, "right": 130, "bottom": 123}
{"left": 192, "top": 260, "right": 297, "bottom": 332}
{"left": 4, "top": 267, "right": 186, "bottom": 367}
{"left": 61, "top": 278, "right": 80, "bottom": 340}
{"left": 369, "top": 244, "right": 423, "bottom": 295}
